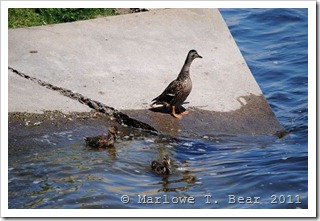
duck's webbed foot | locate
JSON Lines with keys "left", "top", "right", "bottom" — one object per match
{"left": 178, "top": 106, "right": 189, "bottom": 115}
{"left": 180, "top": 110, "right": 189, "bottom": 115}
{"left": 172, "top": 106, "right": 182, "bottom": 119}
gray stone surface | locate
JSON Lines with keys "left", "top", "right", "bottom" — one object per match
{"left": 8, "top": 8, "right": 284, "bottom": 136}
{"left": 8, "top": 69, "right": 92, "bottom": 113}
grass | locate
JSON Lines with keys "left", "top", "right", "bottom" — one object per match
{"left": 8, "top": 8, "right": 117, "bottom": 28}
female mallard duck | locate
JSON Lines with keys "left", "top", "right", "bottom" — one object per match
{"left": 151, "top": 50, "right": 202, "bottom": 119}
{"left": 151, "top": 155, "right": 172, "bottom": 175}
{"left": 84, "top": 126, "right": 118, "bottom": 148}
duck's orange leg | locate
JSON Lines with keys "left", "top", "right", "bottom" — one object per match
{"left": 172, "top": 106, "right": 182, "bottom": 119}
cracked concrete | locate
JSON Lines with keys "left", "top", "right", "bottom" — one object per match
{"left": 8, "top": 8, "right": 285, "bottom": 136}
{"left": 8, "top": 68, "right": 91, "bottom": 113}
{"left": 9, "top": 67, "right": 157, "bottom": 132}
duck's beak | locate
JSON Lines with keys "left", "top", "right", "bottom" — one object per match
{"left": 197, "top": 54, "right": 203, "bottom": 59}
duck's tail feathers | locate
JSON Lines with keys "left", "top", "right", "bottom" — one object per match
{"left": 151, "top": 93, "right": 174, "bottom": 107}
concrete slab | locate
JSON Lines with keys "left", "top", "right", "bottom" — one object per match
{"left": 8, "top": 69, "right": 92, "bottom": 113}
{"left": 8, "top": 8, "right": 285, "bottom": 136}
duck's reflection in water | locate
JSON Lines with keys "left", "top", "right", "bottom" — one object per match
{"left": 157, "top": 170, "right": 197, "bottom": 193}
{"left": 106, "top": 147, "right": 117, "bottom": 159}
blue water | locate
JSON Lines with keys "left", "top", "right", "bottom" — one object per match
{"left": 220, "top": 9, "right": 308, "bottom": 135}
{"left": 219, "top": 8, "right": 308, "bottom": 206}
{"left": 8, "top": 8, "right": 308, "bottom": 210}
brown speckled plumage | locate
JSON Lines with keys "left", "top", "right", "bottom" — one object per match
{"left": 151, "top": 155, "right": 172, "bottom": 175}
{"left": 84, "top": 126, "right": 118, "bottom": 148}
{"left": 152, "top": 50, "right": 202, "bottom": 119}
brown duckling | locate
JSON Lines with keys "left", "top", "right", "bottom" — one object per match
{"left": 84, "top": 126, "right": 118, "bottom": 148}
{"left": 151, "top": 50, "right": 202, "bottom": 119}
{"left": 151, "top": 155, "right": 172, "bottom": 175}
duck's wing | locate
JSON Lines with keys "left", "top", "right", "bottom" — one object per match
{"left": 151, "top": 160, "right": 161, "bottom": 170}
{"left": 106, "top": 133, "right": 115, "bottom": 147}
{"left": 152, "top": 79, "right": 181, "bottom": 105}
{"left": 84, "top": 136, "right": 96, "bottom": 146}
{"left": 84, "top": 135, "right": 106, "bottom": 148}
{"left": 165, "top": 167, "right": 172, "bottom": 175}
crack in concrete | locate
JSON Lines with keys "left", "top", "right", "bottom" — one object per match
{"left": 8, "top": 66, "right": 158, "bottom": 133}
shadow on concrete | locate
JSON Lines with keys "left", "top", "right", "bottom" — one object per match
{"left": 149, "top": 104, "right": 188, "bottom": 116}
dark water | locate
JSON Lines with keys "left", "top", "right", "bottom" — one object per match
{"left": 8, "top": 9, "right": 308, "bottom": 209}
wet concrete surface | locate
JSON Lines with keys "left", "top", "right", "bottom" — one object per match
{"left": 8, "top": 111, "right": 160, "bottom": 156}
{"left": 9, "top": 93, "right": 285, "bottom": 146}
{"left": 124, "top": 94, "right": 285, "bottom": 138}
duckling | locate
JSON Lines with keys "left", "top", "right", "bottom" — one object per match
{"left": 84, "top": 126, "right": 118, "bottom": 148}
{"left": 151, "top": 155, "right": 172, "bottom": 175}
{"left": 151, "top": 50, "right": 202, "bottom": 119}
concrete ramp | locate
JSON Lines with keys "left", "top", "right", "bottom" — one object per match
{"left": 8, "top": 8, "right": 285, "bottom": 137}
